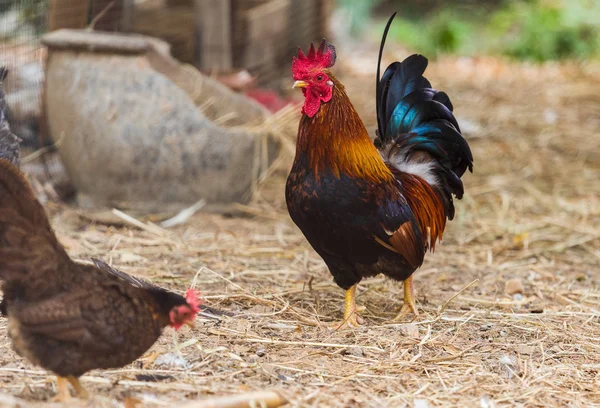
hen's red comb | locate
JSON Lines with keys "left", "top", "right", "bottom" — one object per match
{"left": 185, "top": 288, "right": 202, "bottom": 313}
{"left": 292, "top": 38, "right": 336, "bottom": 78}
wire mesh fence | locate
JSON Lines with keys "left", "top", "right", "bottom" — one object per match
{"left": 0, "top": 0, "right": 46, "bottom": 153}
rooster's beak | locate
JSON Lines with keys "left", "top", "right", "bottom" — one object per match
{"left": 292, "top": 80, "right": 308, "bottom": 89}
{"left": 184, "top": 320, "right": 195, "bottom": 328}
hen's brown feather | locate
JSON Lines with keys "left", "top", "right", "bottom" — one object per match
{"left": 0, "top": 160, "right": 72, "bottom": 289}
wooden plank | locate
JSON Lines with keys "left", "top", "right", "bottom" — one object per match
{"left": 195, "top": 0, "right": 232, "bottom": 71}
{"left": 90, "top": 0, "right": 124, "bottom": 31}
{"left": 245, "top": 0, "right": 289, "bottom": 41}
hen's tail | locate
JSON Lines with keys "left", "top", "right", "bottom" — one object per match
{"left": 375, "top": 15, "right": 473, "bottom": 220}
{"left": 0, "top": 159, "right": 71, "bottom": 283}
{"left": 0, "top": 67, "right": 21, "bottom": 167}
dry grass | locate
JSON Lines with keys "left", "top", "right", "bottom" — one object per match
{"left": 1, "top": 51, "right": 600, "bottom": 408}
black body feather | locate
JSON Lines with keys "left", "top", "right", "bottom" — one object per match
{"left": 286, "top": 154, "right": 423, "bottom": 290}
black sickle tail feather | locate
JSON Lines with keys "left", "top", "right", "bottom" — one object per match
{"left": 0, "top": 67, "right": 21, "bottom": 167}
{"left": 374, "top": 17, "right": 473, "bottom": 220}
{"left": 376, "top": 12, "right": 396, "bottom": 139}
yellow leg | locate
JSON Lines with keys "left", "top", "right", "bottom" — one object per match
{"left": 67, "top": 376, "right": 89, "bottom": 399}
{"left": 329, "top": 284, "right": 362, "bottom": 329}
{"left": 51, "top": 376, "right": 71, "bottom": 402}
{"left": 394, "top": 275, "right": 419, "bottom": 321}
{"left": 141, "top": 351, "right": 161, "bottom": 369}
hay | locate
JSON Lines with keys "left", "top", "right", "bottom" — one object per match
{"left": 1, "top": 53, "right": 599, "bottom": 407}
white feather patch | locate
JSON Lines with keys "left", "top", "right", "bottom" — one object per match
{"left": 378, "top": 142, "right": 439, "bottom": 186}
{"left": 390, "top": 159, "right": 439, "bottom": 186}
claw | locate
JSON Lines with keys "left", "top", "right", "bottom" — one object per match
{"left": 393, "top": 275, "right": 419, "bottom": 321}
{"left": 328, "top": 314, "right": 362, "bottom": 330}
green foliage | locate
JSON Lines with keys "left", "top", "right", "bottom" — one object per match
{"left": 384, "top": 10, "right": 477, "bottom": 58}
{"left": 424, "top": 10, "right": 476, "bottom": 55}
{"left": 383, "top": 0, "right": 599, "bottom": 62}
{"left": 0, "top": 0, "right": 48, "bottom": 35}
{"left": 337, "top": 0, "right": 382, "bottom": 38}
{"left": 489, "top": 0, "right": 599, "bottom": 61}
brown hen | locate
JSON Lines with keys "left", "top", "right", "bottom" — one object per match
{"left": 0, "top": 158, "right": 200, "bottom": 401}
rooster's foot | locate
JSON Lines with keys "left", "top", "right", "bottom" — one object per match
{"left": 392, "top": 275, "right": 419, "bottom": 321}
{"left": 328, "top": 284, "right": 363, "bottom": 330}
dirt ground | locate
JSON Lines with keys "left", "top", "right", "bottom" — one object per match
{"left": 1, "top": 49, "right": 599, "bottom": 407}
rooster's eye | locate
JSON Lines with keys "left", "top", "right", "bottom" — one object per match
{"left": 316, "top": 74, "right": 324, "bottom": 81}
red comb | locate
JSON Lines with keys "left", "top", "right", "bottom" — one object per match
{"left": 185, "top": 288, "right": 202, "bottom": 313}
{"left": 292, "top": 38, "right": 336, "bottom": 78}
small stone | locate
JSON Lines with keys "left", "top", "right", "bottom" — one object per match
{"left": 118, "top": 252, "right": 146, "bottom": 263}
{"left": 344, "top": 346, "right": 364, "bottom": 358}
{"left": 414, "top": 399, "right": 430, "bottom": 408}
{"left": 255, "top": 347, "right": 266, "bottom": 357}
{"left": 543, "top": 108, "right": 557, "bottom": 124}
{"left": 278, "top": 373, "right": 292, "bottom": 382}
{"left": 517, "top": 345, "right": 536, "bottom": 355}
{"left": 154, "top": 353, "right": 188, "bottom": 368}
{"left": 480, "top": 396, "right": 495, "bottom": 408}
{"left": 513, "top": 293, "right": 524, "bottom": 301}
{"left": 398, "top": 323, "right": 420, "bottom": 338}
{"left": 480, "top": 323, "right": 493, "bottom": 331}
{"left": 505, "top": 278, "right": 525, "bottom": 295}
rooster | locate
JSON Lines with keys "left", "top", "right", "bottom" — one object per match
{"left": 286, "top": 14, "right": 473, "bottom": 328}
{"left": 0, "top": 155, "right": 201, "bottom": 401}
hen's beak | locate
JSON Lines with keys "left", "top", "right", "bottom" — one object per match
{"left": 292, "top": 80, "right": 308, "bottom": 89}
{"left": 184, "top": 320, "right": 195, "bottom": 328}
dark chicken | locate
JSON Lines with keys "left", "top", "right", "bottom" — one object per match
{"left": 286, "top": 14, "right": 473, "bottom": 328}
{"left": 0, "top": 158, "right": 200, "bottom": 401}
{"left": 0, "top": 67, "right": 20, "bottom": 166}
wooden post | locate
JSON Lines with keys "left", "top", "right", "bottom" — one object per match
{"left": 121, "top": 0, "right": 135, "bottom": 32}
{"left": 195, "top": 0, "right": 232, "bottom": 72}
{"left": 320, "top": 0, "right": 334, "bottom": 38}
{"left": 48, "top": 0, "right": 90, "bottom": 31}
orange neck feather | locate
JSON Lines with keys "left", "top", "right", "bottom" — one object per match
{"left": 295, "top": 75, "right": 393, "bottom": 182}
